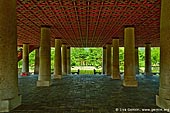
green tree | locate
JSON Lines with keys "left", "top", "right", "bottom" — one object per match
{"left": 71, "top": 47, "right": 102, "bottom": 67}
{"left": 151, "top": 47, "right": 160, "bottom": 66}
{"left": 138, "top": 48, "right": 145, "bottom": 67}
{"left": 18, "top": 47, "right": 160, "bottom": 74}
{"left": 119, "top": 47, "right": 124, "bottom": 71}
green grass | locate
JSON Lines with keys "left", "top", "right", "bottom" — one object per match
{"left": 72, "top": 69, "right": 102, "bottom": 74}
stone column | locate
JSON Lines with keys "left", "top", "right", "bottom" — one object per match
{"left": 135, "top": 47, "right": 139, "bottom": 74}
{"left": 156, "top": 0, "right": 170, "bottom": 109}
{"left": 62, "top": 44, "right": 67, "bottom": 75}
{"left": 54, "top": 39, "right": 62, "bottom": 79}
{"left": 67, "top": 47, "right": 71, "bottom": 74}
{"left": 34, "top": 48, "right": 39, "bottom": 74}
{"left": 123, "top": 26, "right": 138, "bottom": 87}
{"left": 145, "top": 43, "right": 152, "bottom": 76}
{"left": 102, "top": 47, "right": 106, "bottom": 74}
{"left": 111, "top": 39, "right": 120, "bottom": 79}
{"left": 0, "top": 1, "right": 21, "bottom": 112}
{"left": 106, "top": 44, "right": 111, "bottom": 76}
{"left": 37, "top": 25, "right": 51, "bottom": 87}
{"left": 21, "top": 43, "right": 29, "bottom": 76}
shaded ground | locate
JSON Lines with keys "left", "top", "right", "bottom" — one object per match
{"left": 9, "top": 74, "right": 167, "bottom": 113}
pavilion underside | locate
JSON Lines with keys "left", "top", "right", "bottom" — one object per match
{"left": 2, "top": 0, "right": 170, "bottom": 112}
{"left": 16, "top": 0, "right": 160, "bottom": 47}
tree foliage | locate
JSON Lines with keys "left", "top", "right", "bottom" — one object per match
{"left": 18, "top": 47, "right": 160, "bottom": 72}
{"left": 138, "top": 48, "right": 145, "bottom": 67}
{"left": 71, "top": 48, "right": 102, "bottom": 68}
{"left": 151, "top": 47, "right": 160, "bottom": 66}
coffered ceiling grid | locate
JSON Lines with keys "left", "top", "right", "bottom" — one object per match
{"left": 16, "top": 0, "right": 161, "bottom": 47}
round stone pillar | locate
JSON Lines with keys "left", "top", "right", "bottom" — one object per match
{"left": 145, "top": 43, "right": 152, "bottom": 76}
{"left": 123, "top": 26, "right": 138, "bottom": 87}
{"left": 34, "top": 48, "right": 39, "bottom": 74}
{"left": 106, "top": 44, "right": 111, "bottom": 76}
{"left": 102, "top": 47, "right": 106, "bottom": 74}
{"left": 0, "top": 1, "right": 21, "bottom": 112}
{"left": 111, "top": 39, "right": 120, "bottom": 79}
{"left": 156, "top": 0, "right": 170, "bottom": 109}
{"left": 67, "top": 47, "right": 71, "bottom": 74}
{"left": 135, "top": 47, "right": 139, "bottom": 74}
{"left": 37, "top": 25, "right": 51, "bottom": 87}
{"left": 62, "top": 44, "right": 67, "bottom": 75}
{"left": 21, "top": 43, "right": 29, "bottom": 76}
{"left": 54, "top": 39, "right": 62, "bottom": 79}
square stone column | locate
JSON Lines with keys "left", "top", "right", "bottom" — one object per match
{"left": 135, "top": 47, "right": 139, "bottom": 74}
{"left": 102, "top": 47, "right": 106, "bottom": 74}
{"left": 37, "top": 25, "right": 51, "bottom": 87}
{"left": 0, "top": 0, "right": 21, "bottom": 112}
{"left": 62, "top": 44, "right": 67, "bottom": 75}
{"left": 106, "top": 44, "right": 111, "bottom": 76}
{"left": 54, "top": 39, "right": 62, "bottom": 79}
{"left": 145, "top": 43, "right": 152, "bottom": 76}
{"left": 111, "top": 38, "right": 120, "bottom": 79}
{"left": 156, "top": 0, "right": 170, "bottom": 109}
{"left": 67, "top": 47, "right": 71, "bottom": 74}
{"left": 123, "top": 26, "right": 138, "bottom": 87}
{"left": 21, "top": 43, "right": 29, "bottom": 76}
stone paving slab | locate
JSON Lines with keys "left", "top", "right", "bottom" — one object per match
{"left": 8, "top": 74, "right": 168, "bottom": 113}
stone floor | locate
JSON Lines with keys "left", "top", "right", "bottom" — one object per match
{"left": 9, "top": 74, "right": 168, "bottom": 113}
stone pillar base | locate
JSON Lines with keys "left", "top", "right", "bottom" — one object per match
{"left": 156, "top": 95, "right": 170, "bottom": 109}
{"left": 20, "top": 72, "right": 29, "bottom": 76}
{"left": 123, "top": 80, "right": 138, "bottom": 87}
{"left": 36, "top": 80, "right": 51, "bottom": 87}
{"left": 145, "top": 72, "right": 152, "bottom": 76}
{"left": 62, "top": 72, "right": 67, "bottom": 76}
{"left": 111, "top": 75, "right": 121, "bottom": 80}
{"left": 0, "top": 95, "right": 21, "bottom": 112}
{"left": 53, "top": 75, "right": 62, "bottom": 79}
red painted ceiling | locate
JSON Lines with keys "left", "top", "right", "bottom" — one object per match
{"left": 16, "top": 0, "right": 160, "bottom": 47}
